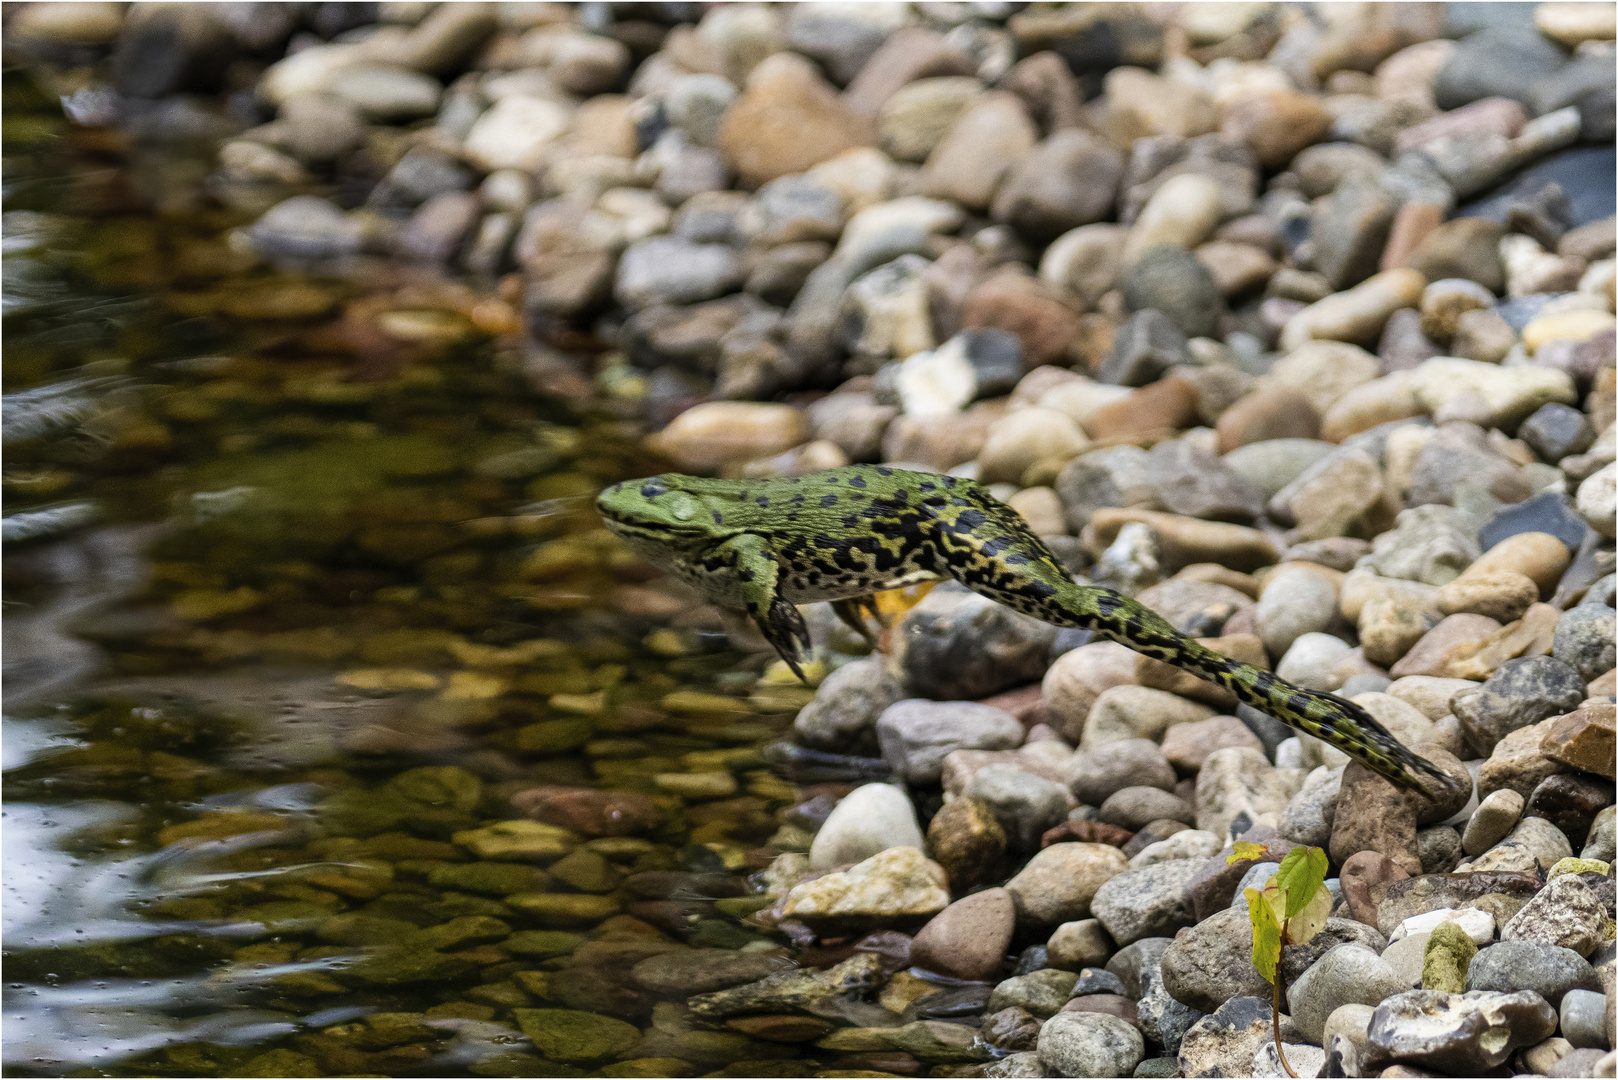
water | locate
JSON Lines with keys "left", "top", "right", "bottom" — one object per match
{"left": 2, "top": 71, "right": 816, "bottom": 1077}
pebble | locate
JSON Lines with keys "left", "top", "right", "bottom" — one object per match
{"left": 1435, "top": 571, "right": 1538, "bottom": 624}
{"left": 1559, "top": 988, "right": 1610, "bottom": 1050}
{"left": 1160, "top": 717, "right": 1264, "bottom": 776}
{"left": 1160, "top": 906, "right": 1270, "bottom": 1012}
{"left": 1081, "top": 686, "right": 1215, "bottom": 751}
{"left": 1541, "top": 704, "right": 1617, "bottom": 781}
{"left": 876, "top": 699, "right": 1024, "bottom": 786}
{"left": 1279, "top": 269, "right": 1426, "bottom": 353}
{"left": 1194, "top": 746, "right": 1300, "bottom": 839}
{"left": 920, "top": 91, "right": 1037, "bottom": 212}
{"left": 965, "top": 764, "right": 1072, "bottom": 854}
{"left": 717, "top": 54, "right": 873, "bottom": 188}
{"left": 1452, "top": 655, "right": 1589, "bottom": 758}
{"left": 1462, "top": 789, "right": 1526, "bottom": 857}
{"left": 809, "top": 783, "right": 926, "bottom": 871}
{"left": 1466, "top": 940, "right": 1601, "bottom": 1008}
{"left": 1090, "top": 858, "right": 1203, "bottom": 947}
{"left": 991, "top": 968, "right": 1080, "bottom": 1019}
{"left": 792, "top": 657, "right": 904, "bottom": 752}
{"left": 1365, "top": 989, "right": 1558, "bottom": 1074}
{"left": 891, "top": 584, "right": 1057, "bottom": 702}
{"left": 1004, "top": 842, "right": 1129, "bottom": 928}
{"left": 780, "top": 845, "right": 950, "bottom": 928}
{"left": 1176, "top": 995, "right": 1275, "bottom": 1078}
{"left": 1256, "top": 565, "right": 1339, "bottom": 659}
{"left": 911, "top": 887, "right": 1015, "bottom": 982}
{"left": 1037, "top": 1011, "right": 1145, "bottom": 1079}
{"left": 631, "top": 949, "right": 794, "bottom": 997}
{"left": 1501, "top": 873, "right": 1607, "bottom": 957}
{"left": 1098, "top": 787, "right": 1195, "bottom": 832}
{"left": 926, "top": 795, "right": 1008, "bottom": 893}
{"left": 1049, "top": 919, "right": 1116, "bottom": 973}
{"left": 1289, "top": 943, "right": 1412, "bottom": 1045}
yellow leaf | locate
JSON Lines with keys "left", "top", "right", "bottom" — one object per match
{"left": 1228, "top": 840, "right": 1268, "bottom": 865}
{"left": 1288, "top": 881, "right": 1333, "bottom": 946}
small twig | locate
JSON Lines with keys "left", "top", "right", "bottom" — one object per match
{"left": 1273, "top": 961, "right": 1297, "bottom": 1078}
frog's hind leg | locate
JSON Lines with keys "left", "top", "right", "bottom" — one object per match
{"left": 831, "top": 596, "right": 882, "bottom": 648}
{"left": 712, "top": 533, "right": 814, "bottom": 681}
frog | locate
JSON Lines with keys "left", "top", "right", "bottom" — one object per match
{"left": 597, "top": 464, "right": 1457, "bottom": 797}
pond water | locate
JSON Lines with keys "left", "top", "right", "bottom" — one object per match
{"left": 3, "top": 71, "right": 819, "bottom": 1078}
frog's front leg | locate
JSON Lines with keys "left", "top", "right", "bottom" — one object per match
{"left": 714, "top": 533, "right": 814, "bottom": 680}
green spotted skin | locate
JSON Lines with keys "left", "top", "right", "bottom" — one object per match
{"left": 597, "top": 464, "right": 1456, "bottom": 797}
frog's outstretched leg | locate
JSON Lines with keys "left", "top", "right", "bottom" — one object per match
{"left": 831, "top": 597, "right": 882, "bottom": 648}
{"left": 926, "top": 493, "right": 1459, "bottom": 799}
{"left": 717, "top": 534, "right": 813, "bottom": 680}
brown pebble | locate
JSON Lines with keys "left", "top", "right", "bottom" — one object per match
{"left": 1214, "top": 386, "right": 1322, "bottom": 452}
{"left": 1381, "top": 201, "right": 1444, "bottom": 272}
{"left": 1083, "top": 376, "right": 1200, "bottom": 441}
{"left": 909, "top": 887, "right": 1015, "bottom": 982}
{"left": 1339, "top": 850, "right": 1410, "bottom": 928}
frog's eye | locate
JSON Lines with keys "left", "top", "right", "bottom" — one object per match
{"left": 640, "top": 479, "right": 668, "bottom": 498}
{"left": 667, "top": 492, "right": 698, "bottom": 521}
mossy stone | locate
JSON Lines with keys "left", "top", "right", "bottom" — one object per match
{"left": 513, "top": 893, "right": 621, "bottom": 926}
{"left": 345, "top": 948, "right": 475, "bottom": 986}
{"left": 428, "top": 861, "right": 551, "bottom": 896}
{"left": 453, "top": 820, "right": 578, "bottom": 862}
{"left": 238, "top": 1049, "right": 323, "bottom": 1077}
{"left": 1422, "top": 920, "right": 1478, "bottom": 993}
{"left": 317, "top": 913, "right": 420, "bottom": 946}
{"left": 408, "top": 915, "right": 511, "bottom": 951}
{"left": 469, "top": 1049, "right": 588, "bottom": 1077}
{"left": 512, "top": 1008, "right": 642, "bottom": 1063}
{"left": 596, "top": 1059, "right": 699, "bottom": 1078}
{"left": 514, "top": 719, "right": 593, "bottom": 754}
{"left": 1549, "top": 857, "right": 1612, "bottom": 878}
{"left": 546, "top": 849, "right": 621, "bottom": 893}
{"left": 505, "top": 930, "right": 584, "bottom": 958}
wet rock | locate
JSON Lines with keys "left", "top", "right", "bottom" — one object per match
{"left": 513, "top": 1008, "right": 642, "bottom": 1064}
{"left": 688, "top": 953, "right": 888, "bottom": 1020}
{"left": 511, "top": 787, "right": 662, "bottom": 838}
{"left": 926, "top": 795, "right": 1008, "bottom": 893}
{"left": 1364, "top": 989, "right": 1557, "bottom": 1074}
{"left": 632, "top": 950, "right": 794, "bottom": 997}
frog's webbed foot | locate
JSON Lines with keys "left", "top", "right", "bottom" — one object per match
{"left": 758, "top": 596, "right": 814, "bottom": 681}
{"left": 716, "top": 533, "right": 815, "bottom": 682}
{"left": 831, "top": 597, "right": 882, "bottom": 649}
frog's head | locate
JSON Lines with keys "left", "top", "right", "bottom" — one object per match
{"left": 596, "top": 473, "right": 716, "bottom": 540}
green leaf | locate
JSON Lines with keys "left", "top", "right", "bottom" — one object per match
{"left": 1228, "top": 841, "right": 1268, "bottom": 866}
{"left": 1277, "top": 846, "right": 1330, "bottom": 921}
{"left": 1289, "top": 880, "right": 1333, "bottom": 946}
{"left": 1245, "top": 886, "right": 1281, "bottom": 984}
